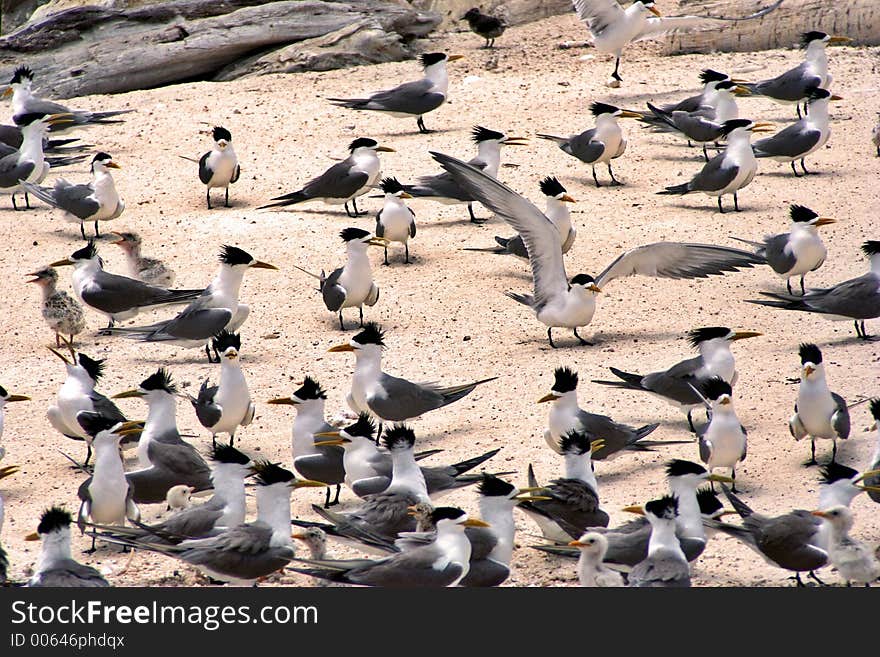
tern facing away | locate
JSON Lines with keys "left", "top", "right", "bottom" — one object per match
{"left": 259, "top": 138, "right": 393, "bottom": 217}
{"left": 537, "top": 101, "right": 641, "bottom": 186}
{"left": 25, "top": 507, "right": 110, "bottom": 587}
{"left": 328, "top": 53, "right": 463, "bottom": 134}
{"left": 21, "top": 152, "right": 124, "bottom": 238}
{"left": 26, "top": 267, "right": 86, "bottom": 346}
{"left": 196, "top": 126, "right": 240, "bottom": 209}
{"left": 431, "top": 150, "right": 765, "bottom": 347}
{"left": 732, "top": 204, "right": 834, "bottom": 295}
{"left": 748, "top": 241, "right": 880, "bottom": 340}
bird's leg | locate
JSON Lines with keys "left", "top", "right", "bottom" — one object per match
{"left": 84, "top": 445, "right": 92, "bottom": 468}
{"left": 800, "top": 159, "right": 810, "bottom": 175}
{"left": 786, "top": 278, "right": 793, "bottom": 295}
{"left": 790, "top": 161, "right": 801, "bottom": 177}
{"left": 687, "top": 140, "right": 693, "bottom": 148}
{"left": 84, "top": 534, "right": 97, "bottom": 554}
{"left": 229, "top": 433, "right": 235, "bottom": 447}
{"left": 468, "top": 203, "right": 486, "bottom": 224}
{"left": 338, "top": 311, "right": 345, "bottom": 331}
{"left": 212, "top": 434, "right": 217, "bottom": 449}
{"left": 799, "top": 275, "right": 805, "bottom": 295}
{"left": 803, "top": 101, "right": 809, "bottom": 117}
{"left": 331, "top": 484, "right": 341, "bottom": 507}
{"left": 731, "top": 469, "right": 738, "bottom": 494}
{"left": 352, "top": 197, "right": 361, "bottom": 216}
{"left": 733, "top": 192, "right": 741, "bottom": 212}
{"left": 359, "top": 306, "right": 364, "bottom": 327}
{"left": 572, "top": 327, "right": 593, "bottom": 346}
{"left": 547, "top": 327, "right": 557, "bottom": 349}
{"left": 24, "top": 191, "right": 30, "bottom": 208}
{"left": 854, "top": 320, "right": 863, "bottom": 339}
{"left": 323, "top": 486, "right": 331, "bottom": 509}
{"left": 206, "top": 189, "right": 212, "bottom": 210}
{"left": 80, "top": 222, "right": 87, "bottom": 240}
{"left": 376, "top": 423, "right": 383, "bottom": 444}
{"left": 591, "top": 165, "right": 601, "bottom": 188}
{"left": 803, "top": 439, "right": 818, "bottom": 467}
{"left": 225, "top": 187, "right": 230, "bottom": 207}
{"left": 611, "top": 57, "right": 622, "bottom": 83}
{"left": 831, "top": 439, "right": 837, "bottom": 464}
{"left": 607, "top": 163, "right": 621, "bottom": 186}
{"left": 792, "top": 572, "right": 805, "bottom": 587}
{"left": 405, "top": 244, "right": 410, "bottom": 264}
{"left": 687, "top": 410, "right": 696, "bottom": 433}
{"left": 717, "top": 197, "right": 724, "bottom": 214}
{"left": 417, "top": 116, "right": 431, "bottom": 134}
{"left": 797, "top": 105, "right": 802, "bottom": 120}
{"left": 344, "top": 202, "right": 353, "bottom": 218}
{"left": 10, "top": 194, "right": 17, "bottom": 211}
{"left": 55, "top": 332, "right": 61, "bottom": 348}
{"left": 205, "top": 343, "right": 213, "bottom": 362}
{"left": 94, "top": 220, "right": 100, "bottom": 237}
{"left": 383, "top": 246, "right": 389, "bottom": 266}
{"left": 702, "top": 144, "right": 709, "bottom": 162}
{"left": 808, "top": 571, "right": 826, "bottom": 586}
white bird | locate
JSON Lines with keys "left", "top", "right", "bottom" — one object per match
{"left": 375, "top": 177, "right": 416, "bottom": 265}
{"left": 196, "top": 126, "right": 240, "bottom": 209}
{"left": 624, "top": 495, "right": 690, "bottom": 587}
{"left": 696, "top": 378, "right": 747, "bottom": 491}
{"left": 26, "top": 267, "right": 86, "bottom": 346}
{"left": 109, "top": 232, "right": 176, "bottom": 287}
{"left": 165, "top": 485, "right": 195, "bottom": 513}
{"left": 431, "top": 151, "right": 765, "bottom": 347}
{"left": 188, "top": 331, "right": 255, "bottom": 447}
{"left": 21, "top": 152, "right": 124, "bottom": 238}
{"left": 294, "top": 228, "right": 386, "bottom": 330}
{"left": 811, "top": 506, "right": 880, "bottom": 586}
{"left": 568, "top": 532, "right": 625, "bottom": 587}
{"left": 789, "top": 344, "right": 850, "bottom": 467}
{"left": 537, "top": 101, "right": 641, "bottom": 186}
{"left": 732, "top": 204, "right": 835, "bottom": 295}
{"left": 259, "top": 138, "right": 394, "bottom": 218}
{"left": 0, "top": 111, "right": 72, "bottom": 209}
{"left": 25, "top": 507, "right": 110, "bottom": 587}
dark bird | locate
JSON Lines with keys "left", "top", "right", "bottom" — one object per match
{"left": 461, "top": 8, "right": 506, "bottom": 48}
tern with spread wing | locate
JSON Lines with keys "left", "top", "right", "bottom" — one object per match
{"left": 431, "top": 150, "right": 765, "bottom": 347}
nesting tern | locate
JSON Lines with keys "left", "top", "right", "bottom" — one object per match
{"left": 259, "top": 138, "right": 393, "bottom": 217}
{"left": 716, "top": 484, "right": 828, "bottom": 586}
{"left": 658, "top": 119, "right": 774, "bottom": 212}
{"left": 569, "top": 532, "right": 625, "bottom": 587}
{"left": 812, "top": 506, "right": 880, "bottom": 586}
{"left": 24, "top": 507, "right": 110, "bottom": 587}
{"left": 594, "top": 327, "right": 761, "bottom": 431}
{"left": 624, "top": 496, "right": 691, "bottom": 587}
{"left": 748, "top": 241, "right": 880, "bottom": 340}
{"left": 26, "top": 267, "right": 86, "bottom": 346}
{"left": 696, "top": 378, "right": 747, "bottom": 490}
{"left": 571, "top": 0, "right": 782, "bottom": 87}
{"left": 113, "top": 371, "right": 213, "bottom": 504}
{"left": 188, "top": 331, "right": 255, "bottom": 447}
{"left": 192, "top": 126, "right": 240, "bottom": 209}
{"left": 4, "top": 66, "right": 134, "bottom": 132}
{"left": 328, "top": 53, "right": 463, "bottom": 133}
{"left": 293, "top": 227, "right": 386, "bottom": 330}
{"left": 787, "top": 344, "right": 850, "bottom": 466}
{"left": 732, "top": 204, "right": 834, "bottom": 294}
{"left": 50, "top": 242, "right": 202, "bottom": 329}
{"left": 109, "top": 232, "right": 176, "bottom": 287}
{"left": 328, "top": 322, "right": 497, "bottom": 425}
{"left": 462, "top": 8, "right": 506, "bottom": 48}
{"left": 432, "top": 151, "right": 765, "bottom": 347}
{"left": 537, "top": 101, "right": 641, "bottom": 186}
{"left": 46, "top": 343, "right": 129, "bottom": 466}
{"left": 375, "top": 177, "right": 416, "bottom": 264}
{"left": 21, "top": 152, "right": 124, "bottom": 238}
{"left": 104, "top": 245, "right": 277, "bottom": 361}
{"left": 403, "top": 126, "right": 527, "bottom": 223}
{"left": 742, "top": 31, "right": 851, "bottom": 117}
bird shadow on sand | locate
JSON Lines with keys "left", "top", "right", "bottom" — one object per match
{"left": 375, "top": 127, "right": 457, "bottom": 138}
{"left": 660, "top": 200, "right": 774, "bottom": 214}
{"left": 759, "top": 170, "right": 841, "bottom": 179}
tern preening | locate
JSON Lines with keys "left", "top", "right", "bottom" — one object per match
{"left": 328, "top": 322, "right": 497, "bottom": 425}
{"left": 193, "top": 126, "right": 240, "bottom": 209}
{"left": 462, "top": 8, "right": 506, "bottom": 48}
{"left": 594, "top": 327, "right": 761, "bottom": 431}
{"left": 294, "top": 227, "right": 386, "bottom": 330}
{"left": 104, "top": 245, "right": 277, "bottom": 361}
{"left": 25, "top": 507, "right": 110, "bottom": 587}
{"left": 259, "top": 138, "right": 393, "bottom": 217}
{"left": 328, "top": 53, "right": 463, "bottom": 133}
{"left": 375, "top": 177, "right": 416, "bottom": 265}
{"left": 747, "top": 241, "right": 880, "bottom": 340}
{"left": 752, "top": 88, "right": 841, "bottom": 176}
{"left": 624, "top": 495, "right": 691, "bottom": 587}
{"left": 697, "top": 378, "right": 747, "bottom": 491}
{"left": 658, "top": 119, "right": 774, "bottom": 212}
{"left": 537, "top": 101, "right": 641, "bottom": 186}
{"left": 742, "top": 31, "right": 851, "bottom": 117}
{"left": 109, "top": 232, "right": 176, "bottom": 287}
{"left": 26, "top": 267, "right": 86, "bottom": 346}
{"left": 431, "top": 150, "right": 765, "bottom": 347}
{"left": 21, "top": 152, "right": 124, "bottom": 238}
{"left": 50, "top": 242, "right": 202, "bottom": 329}
{"left": 732, "top": 204, "right": 834, "bottom": 295}
{"left": 403, "top": 126, "right": 527, "bottom": 223}
{"left": 571, "top": 0, "right": 783, "bottom": 87}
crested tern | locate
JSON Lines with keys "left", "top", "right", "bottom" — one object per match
{"left": 21, "top": 152, "right": 124, "bottom": 238}
{"left": 26, "top": 267, "right": 86, "bottom": 346}
{"left": 259, "top": 138, "right": 393, "bottom": 217}
{"left": 109, "top": 232, "right": 176, "bottom": 287}
{"left": 328, "top": 53, "right": 463, "bottom": 133}
{"left": 195, "top": 126, "right": 240, "bottom": 209}
{"left": 462, "top": 9, "right": 506, "bottom": 48}
{"left": 375, "top": 177, "right": 416, "bottom": 264}
{"left": 25, "top": 507, "right": 110, "bottom": 587}
{"left": 537, "top": 101, "right": 641, "bottom": 186}
{"left": 697, "top": 378, "right": 747, "bottom": 491}
{"left": 624, "top": 495, "right": 691, "bottom": 587}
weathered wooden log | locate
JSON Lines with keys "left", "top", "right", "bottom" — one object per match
{"left": 0, "top": 0, "right": 441, "bottom": 98}
{"left": 411, "top": 0, "right": 572, "bottom": 29}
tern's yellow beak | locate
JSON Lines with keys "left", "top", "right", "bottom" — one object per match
{"left": 49, "top": 258, "right": 73, "bottom": 267}
{"left": 314, "top": 438, "right": 348, "bottom": 447}
{"left": 731, "top": 331, "right": 762, "bottom": 341}
{"left": 368, "top": 237, "right": 390, "bottom": 247}
{"left": 828, "top": 36, "right": 852, "bottom": 44}
{"left": 560, "top": 194, "right": 576, "bottom": 203}
{"left": 588, "top": 283, "right": 602, "bottom": 293}
{"left": 708, "top": 473, "right": 735, "bottom": 483}
{"left": 618, "top": 110, "right": 642, "bottom": 119}
{"left": 502, "top": 137, "right": 529, "bottom": 146}
{"left": 4, "top": 394, "right": 30, "bottom": 402}
{"left": 328, "top": 344, "right": 355, "bottom": 352}
{"left": 749, "top": 122, "right": 776, "bottom": 133}
{"left": 399, "top": 191, "right": 413, "bottom": 199}
{"left": 462, "top": 518, "right": 490, "bottom": 528}
{"left": 24, "top": 532, "right": 40, "bottom": 541}
{"left": 267, "top": 397, "right": 299, "bottom": 406}
{"left": 1, "top": 87, "right": 12, "bottom": 99}
{"left": 250, "top": 261, "right": 278, "bottom": 270}
{"left": 313, "top": 430, "right": 341, "bottom": 439}
{"left": 537, "top": 393, "right": 559, "bottom": 404}
{"left": 376, "top": 146, "right": 396, "bottom": 153}
{"left": 47, "top": 346, "right": 72, "bottom": 365}
{"left": 813, "top": 217, "right": 836, "bottom": 227}
{"left": 112, "top": 389, "right": 145, "bottom": 399}
{"left": 292, "top": 479, "right": 329, "bottom": 489}
{"left": 810, "top": 510, "right": 829, "bottom": 519}
{"left": 0, "top": 465, "right": 21, "bottom": 481}
{"left": 622, "top": 505, "right": 645, "bottom": 515}
{"left": 447, "top": 54, "right": 465, "bottom": 62}
{"left": 590, "top": 439, "right": 606, "bottom": 454}
{"left": 648, "top": 6, "right": 661, "bottom": 17}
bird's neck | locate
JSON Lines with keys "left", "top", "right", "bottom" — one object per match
{"left": 212, "top": 465, "right": 247, "bottom": 526}
{"left": 648, "top": 518, "right": 686, "bottom": 559}
{"left": 19, "top": 125, "right": 45, "bottom": 163}
{"left": 699, "top": 341, "right": 735, "bottom": 378}
{"left": 478, "top": 497, "right": 515, "bottom": 564}
{"left": 35, "top": 529, "right": 72, "bottom": 572}
{"left": 545, "top": 198, "right": 572, "bottom": 232}
{"left": 387, "top": 449, "right": 429, "bottom": 501}
{"left": 563, "top": 453, "right": 598, "bottom": 493}
{"left": 353, "top": 349, "right": 383, "bottom": 379}
{"left": 424, "top": 62, "right": 449, "bottom": 94}
{"left": 11, "top": 85, "right": 32, "bottom": 115}
{"left": 476, "top": 142, "right": 502, "bottom": 177}
{"left": 38, "top": 280, "right": 59, "bottom": 300}
{"left": 65, "top": 367, "right": 96, "bottom": 392}
{"left": 435, "top": 523, "right": 471, "bottom": 567}
{"left": 726, "top": 129, "right": 753, "bottom": 153}
{"left": 256, "top": 485, "right": 293, "bottom": 544}
{"left": 871, "top": 255, "right": 880, "bottom": 274}
{"left": 668, "top": 481, "right": 703, "bottom": 539}
{"left": 806, "top": 101, "right": 829, "bottom": 125}
{"left": 384, "top": 195, "right": 408, "bottom": 211}
{"left": 139, "top": 394, "right": 179, "bottom": 465}
{"left": 345, "top": 242, "right": 371, "bottom": 267}
{"left": 714, "top": 93, "right": 738, "bottom": 123}
{"left": 872, "top": 427, "right": 880, "bottom": 466}
{"left": 291, "top": 400, "right": 326, "bottom": 456}
{"left": 552, "top": 390, "right": 580, "bottom": 410}
{"left": 209, "top": 266, "right": 246, "bottom": 301}
{"left": 93, "top": 440, "right": 124, "bottom": 477}
{"left": 805, "top": 42, "right": 828, "bottom": 69}
{"left": 595, "top": 115, "right": 621, "bottom": 134}
{"left": 818, "top": 482, "right": 859, "bottom": 510}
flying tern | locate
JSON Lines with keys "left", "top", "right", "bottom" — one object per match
{"left": 748, "top": 241, "right": 880, "bottom": 340}
{"left": 190, "top": 126, "right": 240, "bottom": 209}
{"left": 658, "top": 119, "right": 774, "bottom": 212}
{"left": 104, "top": 245, "right": 277, "bottom": 360}
{"left": 594, "top": 327, "right": 761, "bottom": 431}
{"left": 328, "top": 53, "right": 463, "bottom": 133}
{"left": 624, "top": 496, "right": 691, "bottom": 587}
{"left": 26, "top": 267, "right": 86, "bottom": 346}
{"left": 732, "top": 204, "right": 834, "bottom": 294}
{"left": 109, "top": 231, "right": 175, "bottom": 287}
{"left": 403, "top": 126, "right": 527, "bottom": 223}
{"left": 537, "top": 101, "right": 641, "bottom": 186}
{"left": 21, "top": 152, "right": 124, "bottom": 238}
{"left": 696, "top": 378, "right": 747, "bottom": 491}
{"left": 375, "top": 177, "right": 416, "bottom": 264}
{"left": 25, "top": 507, "right": 110, "bottom": 587}
{"left": 259, "top": 138, "right": 393, "bottom": 217}
{"left": 462, "top": 8, "right": 506, "bottom": 48}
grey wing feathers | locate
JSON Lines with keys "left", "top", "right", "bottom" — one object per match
{"left": 753, "top": 125, "right": 820, "bottom": 158}
{"left": 572, "top": 0, "right": 624, "bottom": 37}
{"left": 688, "top": 155, "right": 739, "bottom": 192}
{"left": 367, "top": 373, "right": 445, "bottom": 421}
{"left": 565, "top": 130, "right": 605, "bottom": 163}
{"left": 830, "top": 393, "right": 850, "bottom": 439}
{"left": 30, "top": 560, "right": 110, "bottom": 587}
{"left": 749, "top": 63, "right": 819, "bottom": 101}
{"left": 304, "top": 160, "right": 369, "bottom": 200}
{"left": 629, "top": 552, "right": 690, "bottom": 587}
{"left": 198, "top": 152, "right": 212, "bottom": 184}
{"left": 193, "top": 380, "right": 222, "bottom": 429}
{"left": 320, "top": 267, "right": 346, "bottom": 312}
{"left": 762, "top": 234, "right": 797, "bottom": 274}
{"left": 89, "top": 392, "right": 127, "bottom": 423}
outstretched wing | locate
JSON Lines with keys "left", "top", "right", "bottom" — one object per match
{"left": 595, "top": 242, "right": 764, "bottom": 289}
{"left": 572, "top": 0, "right": 625, "bottom": 39}
{"left": 430, "top": 151, "right": 568, "bottom": 310}
{"left": 637, "top": 0, "right": 784, "bottom": 40}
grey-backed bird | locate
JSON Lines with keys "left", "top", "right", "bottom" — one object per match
{"left": 748, "top": 241, "right": 880, "bottom": 340}
{"left": 25, "top": 507, "right": 110, "bottom": 587}
{"left": 293, "top": 227, "right": 386, "bottom": 330}
{"left": 624, "top": 495, "right": 691, "bottom": 588}
{"left": 538, "top": 101, "right": 641, "bottom": 186}
{"left": 732, "top": 204, "right": 834, "bottom": 294}
{"left": 375, "top": 177, "right": 416, "bottom": 264}
{"left": 21, "top": 152, "right": 124, "bottom": 238}
{"left": 789, "top": 343, "right": 850, "bottom": 466}
{"left": 196, "top": 126, "right": 240, "bottom": 209}
{"left": 259, "top": 138, "right": 393, "bottom": 217}
{"left": 697, "top": 378, "right": 747, "bottom": 491}
{"left": 594, "top": 327, "right": 761, "bottom": 431}
{"left": 328, "top": 53, "right": 463, "bottom": 134}
{"left": 26, "top": 267, "right": 86, "bottom": 346}
{"left": 109, "top": 232, "right": 176, "bottom": 287}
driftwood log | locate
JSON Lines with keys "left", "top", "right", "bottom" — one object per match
{"left": 0, "top": 0, "right": 441, "bottom": 98}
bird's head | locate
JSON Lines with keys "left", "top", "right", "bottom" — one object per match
{"left": 702, "top": 377, "right": 734, "bottom": 408}
{"left": 569, "top": 273, "right": 602, "bottom": 295}
{"left": 212, "top": 329, "right": 241, "bottom": 361}
{"left": 568, "top": 531, "right": 609, "bottom": 555}
{"left": 212, "top": 126, "right": 232, "bottom": 149}
{"left": 382, "top": 424, "right": 417, "bottom": 453}
{"left": 798, "top": 343, "right": 824, "bottom": 380}
{"left": 667, "top": 459, "right": 732, "bottom": 489}
{"left": 108, "top": 231, "right": 141, "bottom": 253}
{"left": 14, "top": 111, "right": 74, "bottom": 133}
{"left": 802, "top": 31, "right": 851, "bottom": 49}
{"left": 339, "top": 226, "right": 388, "bottom": 250}
{"left": 419, "top": 53, "right": 463, "bottom": 69}
{"left": 379, "top": 176, "right": 412, "bottom": 200}
{"left": 699, "top": 69, "right": 730, "bottom": 86}
{"left": 539, "top": 176, "right": 576, "bottom": 203}
{"left": 91, "top": 152, "right": 120, "bottom": 174}
{"left": 715, "top": 80, "right": 751, "bottom": 97}
{"left": 806, "top": 87, "right": 842, "bottom": 105}
{"left": 210, "top": 441, "right": 252, "bottom": 467}
{"left": 0, "top": 383, "right": 29, "bottom": 408}
{"left": 431, "top": 506, "right": 489, "bottom": 531}
{"left": 267, "top": 375, "right": 327, "bottom": 409}
{"left": 5, "top": 65, "right": 34, "bottom": 94}
{"left": 25, "top": 506, "right": 73, "bottom": 542}
{"left": 25, "top": 266, "right": 58, "bottom": 288}
{"left": 687, "top": 326, "right": 761, "bottom": 353}
{"left": 328, "top": 322, "right": 385, "bottom": 358}
{"left": 114, "top": 367, "right": 177, "bottom": 402}
{"left": 589, "top": 101, "right": 641, "bottom": 120}
{"left": 348, "top": 137, "right": 395, "bottom": 155}
{"left": 789, "top": 204, "right": 835, "bottom": 229}
{"left": 50, "top": 240, "right": 100, "bottom": 270}
{"left": 635, "top": 0, "right": 661, "bottom": 17}
{"left": 219, "top": 245, "right": 277, "bottom": 271}
{"left": 625, "top": 494, "right": 679, "bottom": 522}
{"left": 537, "top": 366, "right": 578, "bottom": 403}
{"left": 462, "top": 8, "right": 481, "bottom": 21}
{"left": 471, "top": 125, "right": 527, "bottom": 148}
{"left": 720, "top": 119, "right": 774, "bottom": 137}
{"left": 76, "top": 412, "right": 141, "bottom": 444}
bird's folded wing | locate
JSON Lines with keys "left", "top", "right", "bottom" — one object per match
{"left": 303, "top": 160, "right": 369, "bottom": 200}
{"left": 754, "top": 126, "right": 821, "bottom": 158}
{"left": 362, "top": 79, "right": 445, "bottom": 115}
{"left": 161, "top": 308, "right": 232, "bottom": 340}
